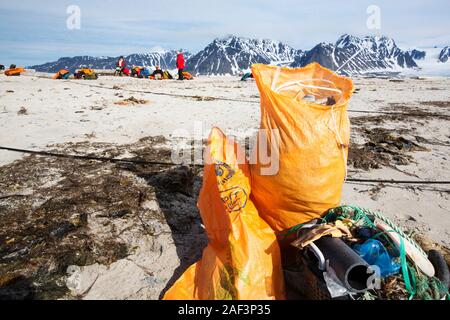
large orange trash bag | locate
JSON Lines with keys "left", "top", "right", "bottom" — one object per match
{"left": 163, "top": 127, "right": 285, "bottom": 300}
{"left": 250, "top": 63, "right": 354, "bottom": 232}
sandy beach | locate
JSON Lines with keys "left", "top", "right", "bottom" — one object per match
{"left": 0, "top": 73, "right": 449, "bottom": 299}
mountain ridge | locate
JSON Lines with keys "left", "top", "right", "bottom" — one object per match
{"left": 28, "top": 34, "right": 450, "bottom": 76}
{"left": 291, "top": 34, "right": 418, "bottom": 75}
{"left": 185, "top": 35, "right": 303, "bottom": 75}
{"left": 29, "top": 51, "right": 192, "bottom": 73}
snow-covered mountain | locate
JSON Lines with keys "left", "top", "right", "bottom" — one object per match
{"left": 402, "top": 46, "right": 450, "bottom": 77}
{"left": 29, "top": 56, "right": 115, "bottom": 73}
{"left": 291, "top": 34, "right": 418, "bottom": 76}
{"left": 185, "top": 35, "right": 303, "bottom": 75}
{"left": 409, "top": 49, "right": 426, "bottom": 60}
{"left": 29, "top": 50, "right": 192, "bottom": 73}
{"left": 125, "top": 51, "right": 191, "bottom": 70}
{"left": 28, "top": 34, "right": 450, "bottom": 76}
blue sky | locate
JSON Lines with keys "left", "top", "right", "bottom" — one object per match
{"left": 0, "top": 0, "right": 449, "bottom": 66}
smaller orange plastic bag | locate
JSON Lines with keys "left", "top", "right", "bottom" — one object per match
{"left": 163, "top": 127, "right": 285, "bottom": 300}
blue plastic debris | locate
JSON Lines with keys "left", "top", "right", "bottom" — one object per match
{"left": 353, "top": 239, "right": 401, "bottom": 278}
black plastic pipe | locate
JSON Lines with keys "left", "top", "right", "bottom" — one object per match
{"left": 428, "top": 250, "right": 450, "bottom": 289}
{"left": 314, "top": 236, "right": 375, "bottom": 292}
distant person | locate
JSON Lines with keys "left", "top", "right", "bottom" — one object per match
{"left": 131, "top": 65, "right": 140, "bottom": 77}
{"left": 151, "top": 66, "right": 164, "bottom": 79}
{"left": 115, "top": 56, "right": 126, "bottom": 76}
{"left": 176, "top": 50, "right": 185, "bottom": 80}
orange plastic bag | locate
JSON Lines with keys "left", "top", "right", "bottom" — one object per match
{"left": 52, "top": 69, "right": 70, "bottom": 79}
{"left": 182, "top": 71, "right": 194, "bottom": 80}
{"left": 5, "top": 67, "right": 25, "bottom": 76}
{"left": 250, "top": 63, "right": 354, "bottom": 232}
{"left": 163, "top": 127, "right": 285, "bottom": 300}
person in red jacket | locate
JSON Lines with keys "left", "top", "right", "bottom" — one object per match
{"left": 115, "top": 56, "right": 126, "bottom": 76}
{"left": 176, "top": 50, "right": 185, "bottom": 80}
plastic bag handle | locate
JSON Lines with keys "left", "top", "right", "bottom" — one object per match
{"left": 274, "top": 78, "right": 342, "bottom": 95}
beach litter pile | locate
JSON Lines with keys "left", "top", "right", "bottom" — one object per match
{"left": 163, "top": 63, "right": 449, "bottom": 300}
{"left": 284, "top": 205, "right": 449, "bottom": 300}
